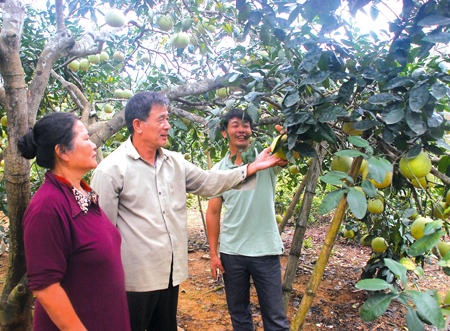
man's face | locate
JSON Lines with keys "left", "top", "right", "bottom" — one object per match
{"left": 138, "top": 104, "right": 171, "bottom": 149}
{"left": 222, "top": 117, "right": 252, "bottom": 150}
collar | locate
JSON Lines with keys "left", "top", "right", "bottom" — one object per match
{"left": 54, "top": 174, "right": 98, "bottom": 215}
{"left": 45, "top": 172, "right": 85, "bottom": 218}
{"left": 125, "top": 137, "right": 169, "bottom": 163}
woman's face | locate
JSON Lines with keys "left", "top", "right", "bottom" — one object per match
{"left": 65, "top": 120, "right": 98, "bottom": 172}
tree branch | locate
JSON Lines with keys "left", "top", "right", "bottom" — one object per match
{"left": 55, "top": 0, "right": 64, "bottom": 31}
{"left": 160, "top": 75, "right": 229, "bottom": 100}
{"left": 169, "top": 106, "right": 206, "bottom": 125}
{"left": 50, "top": 70, "right": 91, "bottom": 123}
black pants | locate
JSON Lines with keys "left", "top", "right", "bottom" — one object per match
{"left": 126, "top": 279, "right": 179, "bottom": 331}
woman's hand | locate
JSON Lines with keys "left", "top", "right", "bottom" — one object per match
{"left": 33, "top": 283, "right": 87, "bottom": 331}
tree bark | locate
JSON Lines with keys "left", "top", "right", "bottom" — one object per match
{"left": 281, "top": 144, "right": 326, "bottom": 311}
{"left": 0, "top": 1, "right": 33, "bottom": 330}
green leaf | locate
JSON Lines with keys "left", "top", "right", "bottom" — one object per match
{"left": 303, "top": 47, "right": 322, "bottom": 72}
{"left": 384, "top": 258, "right": 407, "bottom": 278}
{"left": 406, "top": 306, "right": 425, "bottom": 331}
{"left": 293, "top": 143, "right": 317, "bottom": 158}
{"left": 348, "top": 136, "right": 370, "bottom": 148}
{"left": 335, "top": 150, "right": 366, "bottom": 158}
{"left": 246, "top": 104, "right": 260, "bottom": 124}
{"left": 316, "top": 123, "right": 337, "bottom": 144}
{"left": 423, "top": 221, "right": 443, "bottom": 236}
{"left": 408, "top": 230, "right": 446, "bottom": 257}
{"left": 317, "top": 105, "right": 348, "bottom": 122}
{"left": 418, "top": 15, "right": 450, "bottom": 27}
{"left": 409, "top": 84, "right": 430, "bottom": 112}
{"left": 320, "top": 171, "right": 350, "bottom": 186}
{"left": 366, "top": 158, "right": 387, "bottom": 184}
{"left": 431, "top": 83, "right": 447, "bottom": 99}
{"left": 423, "top": 32, "right": 450, "bottom": 44}
{"left": 361, "top": 180, "right": 377, "bottom": 197}
{"left": 368, "top": 93, "right": 395, "bottom": 104}
{"left": 382, "top": 108, "right": 405, "bottom": 124}
{"left": 318, "top": 189, "right": 347, "bottom": 215}
{"left": 383, "top": 77, "right": 414, "bottom": 90}
{"left": 413, "top": 266, "right": 424, "bottom": 277}
{"left": 360, "top": 293, "right": 395, "bottom": 322}
{"left": 285, "top": 93, "right": 300, "bottom": 107}
{"left": 355, "top": 279, "right": 393, "bottom": 291}
{"left": 407, "top": 291, "right": 445, "bottom": 329}
{"left": 347, "top": 187, "right": 367, "bottom": 219}
{"left": 300, "top": 71, "right": 329, "bottom": 86}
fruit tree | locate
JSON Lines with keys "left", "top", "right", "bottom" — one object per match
{"left": 1, "top": 0, "right": 450, "bottom": 330}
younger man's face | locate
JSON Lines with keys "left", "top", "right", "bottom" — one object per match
{"left": 222, "top": 117, "right": 252, "bottom": 150}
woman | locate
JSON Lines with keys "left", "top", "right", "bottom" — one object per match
{"left": 18, "top": 112, "right": 130, "bottom": 331}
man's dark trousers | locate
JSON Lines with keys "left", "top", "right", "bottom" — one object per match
{"left": 221, "top": 253, "right": 289, "bottom": 331}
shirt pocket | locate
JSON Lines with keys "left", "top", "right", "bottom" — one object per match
{"left": 169, "top": 180, "right": 186, "bottom": 211}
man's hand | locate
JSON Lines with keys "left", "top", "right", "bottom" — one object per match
{"left": 210, "top": 255, "right": 225, "bottom": 279}
{"left": 248, "top": 147, "right": 289, "bottom": 174}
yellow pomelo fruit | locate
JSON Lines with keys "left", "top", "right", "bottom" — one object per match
{"left": 399, "top": 257, "right": 416, "bottom": 271}
{"left": 361, "top": 234, "right": 372, "bottom": 246}
{"left": 270, "top": 135, "right": 288, "bottom": 160}
{"left": 367, "top": 199, "right": 384, "bottom": 214}
{"left": 433, "top": 202, "right": 449, "bottom": 220}
{"left": 371, "top": 237, "right": 388, "bottom": 253}
{"left": 1, "top": 115, "right": 7, "bottom": 127}
{"left": 437, "top": 241, "right": 450, "bottom": 258}
{"left": 100, "top": 51, "right": 109, "bottom": 61}
{"left": 172, "top": 32, "right": 190, "bottom": 48}
{"left": 343, "top": 230, "right": 355, "bottom": 239}
{"left": 122, "top": 89, "right": 134, "bottom": 99}
{"left": 68, "top": 60, "right": 80, "bottom": 71}
{"left": 157, "top": 15, "right": 174, "bottom": 31}
{"left": 114, "top": 132, "right": 123, "bottom": 141}
{"left": 114, "top": 89, "right": 123, "bottom": 98}
{"left": 445, "top": 291, "right": 450, "bottom": 305}
{"left": 105, "top": 9, "right": 126, "bottom": 27}
{"left": 410, "top": 216, "right": 433, "bottom": 240}
{"left": 307, "top": 158, "right": 313, "bottom": 166}
{"left": 276, "top": 215, "right": 283, "bottom": 223}
{"left": 362, "top": 167, "right": 393, "bottom": 189}
{"left": 330, "top": 156, "right": 353, "bottom": 173}
{"left": 359, "top": 159, "right": 368, "bottom": 175}
{"left": 113, "top": 51, "right": 125, "bottom": 62}
{"left": 411, "top": 174, "right": 436, "bottom": 189}
{"left": 88, "top": 54, "right": 101, "bottom": 64}
{"left": 217, "top": 87, "right": 229, "bottom": 98}
{"left": 141, "top": 53, "right": 150, "bottom": 63}
{"left": 289, "top": 165, "right": 300, "bottom": 175}
{"left": 104, "top": 104, "right": 114, "bottom": 113}
{"left": 399, "top": 151, "right": 432, "bottom": 180}
{"left": 446, "top": 190, "right": 450, "bottom": 205}
{"left": 342, "top": 122, "right": 363, "bottom": 136}
{"left": 79, "top": 58, "right": 90, "bottom": 71}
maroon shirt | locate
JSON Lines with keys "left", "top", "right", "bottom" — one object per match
{"left": 24, "top": 172, "right": 130, "bottom": 331}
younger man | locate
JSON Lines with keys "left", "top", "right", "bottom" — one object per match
{"left": 206, "top": 108, "right": 289, "bottom": 331}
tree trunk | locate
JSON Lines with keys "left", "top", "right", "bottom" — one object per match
{"left": 289, "top": 156, "right": 363, "bottom": 331}
{"left": 278, "top": 179, "right": 306, "bottom": 235}
{"left": 282, "top": 145, "right": 326, "bottom": 311}
{"left": 0, "top": 1, "right": 33, "bottom": 329}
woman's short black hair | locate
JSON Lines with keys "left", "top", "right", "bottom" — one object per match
{"left": 220, "top": 108, "right": 253, "bottom": 131}
{"left": 124, "top": 92, "right": 170, "bottom": 135}
{"left": 18, "top": 112, "right": 78, "bottom": 169}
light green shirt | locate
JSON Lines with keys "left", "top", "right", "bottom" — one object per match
{"left": 212, "top": 151, "right": 284, "bottom": 256}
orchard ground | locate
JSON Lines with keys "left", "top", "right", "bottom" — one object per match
{"left": 0, "top": 207, "right": 448, "bottom": 330}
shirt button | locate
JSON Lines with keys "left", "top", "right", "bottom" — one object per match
{"left": 163, "top": 211, "right": 165, "bottom": 214}
{"left": 159, "top": 192, "right": 161, "bottom": 195}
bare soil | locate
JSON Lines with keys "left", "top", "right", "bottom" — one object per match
{"left": 178, "top": 205, "right": 450, "bottom": 331}
{"left": 0, "top": 207, "right": 447, "bottom": 331}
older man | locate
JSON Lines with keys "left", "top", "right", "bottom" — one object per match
{"left": 90, "top": 92, "right": 287, "bottom": 331}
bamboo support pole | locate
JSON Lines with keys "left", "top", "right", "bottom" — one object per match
{"left": 278, "top": 178, "right": 307, "bottom": 235}
{"left": 289, "top": 156, "right": 362, "bottom": 331}
{"left": 282, "top": 145, "right": 326, "bottom": 311}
